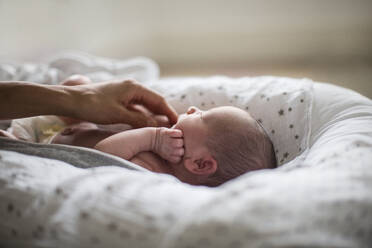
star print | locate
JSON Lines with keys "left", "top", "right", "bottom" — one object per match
{"left": 260, "top": 94, "right": 265, "bottom": 99}
{"left": 295, "top": 135, "right": 299, "bottom": 139}
{"left": 289, "top": 124, "right": 293, "bottom": 128}
{"left": 278, "top": 109, "right": 284, "bottom": 116}
{"left": 180, "top": 94, "right": 186, "bottom": 100}
{"left": 283, "top": 152, "right": 289, "bottom": 158}
{"left": 80, "top": 211, "right": 90, "bottom": 219}
{"left": 300, "top": 99, "right": 304, "bottom": 103}
{"left": 288, "top": 107, "right": 292, "bottom": 112}
{"left": 199, "top": 92, "right": 204, "bottom": 96}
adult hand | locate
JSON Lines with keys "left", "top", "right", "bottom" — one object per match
{"left": 69, "top": 79, "right": 178, "bottom": 128}
{"left": 127, "top": 104, "right": 172, "bottom": 128}
{"left": 0, "top": 77, "right": 177, "bottom": 128}
{"left": 59, "top": 75, "right": 172, "bottom": 127}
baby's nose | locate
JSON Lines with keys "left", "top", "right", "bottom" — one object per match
{"left": 186, "top": 106, "right": 199, "bottom": 115}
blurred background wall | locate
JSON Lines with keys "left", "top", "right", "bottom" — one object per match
{"left": 0, "top": 0, "right": 371, "bottom": 98}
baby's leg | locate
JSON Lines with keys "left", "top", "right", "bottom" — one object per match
{"left": 51, "top": 122, "right": 116, "bottom": 148}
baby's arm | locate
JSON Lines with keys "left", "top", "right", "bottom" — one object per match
{"left": 94, "top": 127, "right": 184, "bottom": 163}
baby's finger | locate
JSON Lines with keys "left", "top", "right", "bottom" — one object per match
{"left": 169, "top": 155, "right": 182, "bottom": 164}
{"left": 172, "top": 147, "right": 184, "bottom": 156}
{"left": 167, "top": 129, "right": 183, "bottom": 138}
{"left": 172, "top": 138, "right": 184, "bottom": 148}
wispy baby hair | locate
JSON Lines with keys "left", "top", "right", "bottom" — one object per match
{"left": 204, "top": 107, "right": 277, "bottom": 187}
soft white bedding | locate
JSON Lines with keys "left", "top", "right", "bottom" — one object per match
{"left": 0, "top": 52, "right": 371, "bottom": 248}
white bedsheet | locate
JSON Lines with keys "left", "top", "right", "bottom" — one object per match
{"left": 0, "top": 52, "right": 371, "bottom": 248}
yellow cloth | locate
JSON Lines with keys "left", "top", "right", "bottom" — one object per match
{"left": 9, "top": 116, "right": 66, "bottom": 144}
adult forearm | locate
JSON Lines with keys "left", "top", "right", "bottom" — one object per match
{"left": 0, "top": 81, "right": 77, "bottom": 120}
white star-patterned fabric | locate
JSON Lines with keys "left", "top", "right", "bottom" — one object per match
{"left": 1, "top": 53, "right": 372, "bottom": 248}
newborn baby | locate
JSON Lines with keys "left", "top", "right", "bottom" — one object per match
{"left": 4, "top": 75, "right": 277, "bottom": 186}
{"left": 51, "top": 105, "right": 277, "bottom": 186}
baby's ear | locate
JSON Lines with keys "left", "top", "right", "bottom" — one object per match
{"left": 184, "top": 155, "right": 217, "bottom": 176}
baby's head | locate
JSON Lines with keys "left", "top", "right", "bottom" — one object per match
{"left": 171, "top": 106, "right": 277, "bottom": 186}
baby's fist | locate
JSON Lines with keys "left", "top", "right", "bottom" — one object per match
{"left": 153, "top": 128, "right": 184, "bottom": 163}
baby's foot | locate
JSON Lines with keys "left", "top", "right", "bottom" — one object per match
{"left": 61, "top": 74, "right": 92, "bottom": 86}
{"left": 0, "top": 130, "right": 18, "bottom": 140}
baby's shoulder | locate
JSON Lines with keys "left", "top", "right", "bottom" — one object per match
{"left": 130, "top": 151, "right": 164, "bottom": 172}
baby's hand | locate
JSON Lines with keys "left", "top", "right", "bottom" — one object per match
{"left": 153, "top": 128, "right": 184, "bottom": 163}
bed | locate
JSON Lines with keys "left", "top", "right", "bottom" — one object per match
{"left": 1, "top": 52, "right": 371, "bottom": 248}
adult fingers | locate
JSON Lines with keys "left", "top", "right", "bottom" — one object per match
{"left": 135, "top": 85, "right": 178, "bottom": 125}
{"left": 119, "top": 108, "right": 157, "bottom": 128}
{"left": 154, "top": 115, "right": 171, "bottom": 128}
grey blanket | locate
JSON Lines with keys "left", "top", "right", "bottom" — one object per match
{"left": 0, "top": 137, "right": 143, "bottom": 171}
